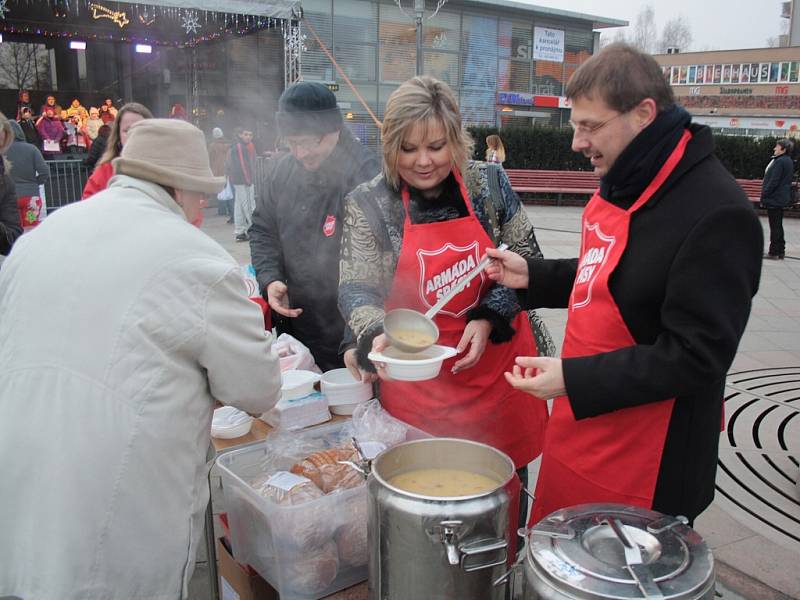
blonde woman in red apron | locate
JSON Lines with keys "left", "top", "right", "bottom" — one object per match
{"left": 486, "top": 44, "right": 762, "bottom": 526}
{"left": 339, "top": 77, "right": 552, "bottom": 531}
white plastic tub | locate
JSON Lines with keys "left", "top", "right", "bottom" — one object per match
{"left": 216, "top": 419, "right": 429, "bottom": 600}
{"left": 217, "top": 423, "right": 367, "bottom": 599}
{"left": 281, "top": 369, "right": 321, "bottom": 400}
{"left": 368, "top": 345, "right": 458, "bottom": 381}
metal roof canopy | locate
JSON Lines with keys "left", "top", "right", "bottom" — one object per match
{"left": 457, "top": 0, "right": 627, "bottom": 29}
{"left": 113, "top": 0, "right": 301, "bottom": 19}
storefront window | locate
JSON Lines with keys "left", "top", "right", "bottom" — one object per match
{"left": 460, "top": 88, "right": 496, "bottom": 125}
{"left": 533, "top": 60, "right": 563, "bottom": 96}
{"left": 780, "top": 61, "right": 790, "bottom": 82}
{"left": 791, "top": 62, "right": 800, "bottom": 83}
{"left": 424, "top": 11, "right": 460, "bottom": 52}
{"left": 424, "top": 51, "right": 460, "bottom": 87}
{"left": 462, "top": 14, "right": 497, "bottom": 91}
{"left": 302, "top": 0, "right": 334, "bottom": 81}
{"left": 335, "top": 43, "right": 377, "bottom": 81}
{"left": 695, "top": 65, "right": 705, "bottom": 84}
{"left": 688, "top": 65, "right": 696, "bottom": 84}
{"left": 770, "top": 62, "right": 780, "bottom": 82}
{"left": 378, "top": 3, "right": 416, "bottom": 84}
{"left": 498, "top": 59, "right": 530, "bottom": 92}
{"left": 498, "top": 20, "right": 532, "bottom": 60}
{"left": 739, "top": 64, "right": 749, "bottom": 83}
{"left": 731, "top": 64, "right": 740, "bottom": 83}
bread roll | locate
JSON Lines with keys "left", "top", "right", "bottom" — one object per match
{"left": 335, "top": 495, "right": 368, "bottom": 567}
{"left": 251, "top": 473, "right": 324, "bottom": 505}
{"left": 319, "top": 461, "right": 365, "bottom": 493}
{"left": 290, "top": 445, "right": 361, "bottom": 492}
{"left": 250, "top": 473, "right": 332, "bottom": 549}
{"left": 284, "top": 540, "right": 339, "bottom": 595}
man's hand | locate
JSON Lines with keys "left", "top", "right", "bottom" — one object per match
{"left": 485, "top": 247, "right": 530, "bottom": 289}
{"left": 266, "top": 281, "right": 303, "bottom": 318}
{"left": 504, "top": 356, "right": 566, "bottom": 400}
{"left": 452, "top": 319, "right": 491, "bottom": 374}
{"left": 344, "top": 348, "right": 377, "bottom": 384}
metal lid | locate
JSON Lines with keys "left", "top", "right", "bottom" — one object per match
{"left": 526, "top": 504, "right": 715, "bottom": 600}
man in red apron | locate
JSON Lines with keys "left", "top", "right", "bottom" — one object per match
{"left": 487, "top": 43, "right": 762, "bottom": 525}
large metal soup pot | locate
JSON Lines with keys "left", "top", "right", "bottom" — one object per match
{"left": 368, "top": 438, "right": 518, "bottom": 600}
{"left": 523, "top": 503, "right": 715, "bottom": 600}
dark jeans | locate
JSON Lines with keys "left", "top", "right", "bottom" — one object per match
{"left": 767, "top": 207, "right": 785, "bottom": 256}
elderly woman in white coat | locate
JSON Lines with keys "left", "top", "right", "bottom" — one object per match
{"left": 0, "top": 119, "right": 282, "bottom": 600}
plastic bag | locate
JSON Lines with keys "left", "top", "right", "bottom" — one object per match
{"left": 217, "top": 178, "right": 234, "bottom": 202}
{"left": 273, "top": 333, "right": 319, "bottom": 372}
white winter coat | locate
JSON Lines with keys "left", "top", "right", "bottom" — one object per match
{"left": 0, "top": 175, "right": 282, "bottom": 600}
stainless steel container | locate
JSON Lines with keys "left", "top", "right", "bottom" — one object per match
{"left": 522, "top": 503, "right": 715, "bottom": 600}
{"left": 368, "top": 438, "right": 517, "bottom": 600}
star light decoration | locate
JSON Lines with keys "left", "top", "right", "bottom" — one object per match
{"left": 181, "top": 10, "right": 201, "bottom": 35}
{"left": 0, "top": 0, "right": 10, "bottom": 20}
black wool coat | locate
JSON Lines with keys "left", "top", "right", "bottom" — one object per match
{"left": 249, "top": 128, "right": 379, "bottom": 371}
{"left": 760, "top": 152, "right": 795, "bottom": 208}
{"left": 523, "top": 124, "right": 763, "bottom": 521}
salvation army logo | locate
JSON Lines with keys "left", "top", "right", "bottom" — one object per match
{"left": 570, "top": 220, "right": 615, "bottom": 310}
{"left": 323, "top": 214, "right": 336, "bottom": 237}
{"left": 417, "top": 242, "right": 483, "bottom": 318}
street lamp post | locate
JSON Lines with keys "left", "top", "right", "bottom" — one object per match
{"left": 415, "top": 0, "right": 424, "bottom": 76}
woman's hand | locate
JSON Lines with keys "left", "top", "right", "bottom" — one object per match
{"left": 452, "top": 319, "right": 492, "bottom": 374}
{"left": 344, "top": 348, "right": 378, "bottom": 384}
{"left": 369, "top": 334, "right": 392, "bottom": 381}
{"left": 484, "top": 247, "right": 530, "bottom": 289}
{"left": 504, "top": 356, "right": 565, "bottom": 399}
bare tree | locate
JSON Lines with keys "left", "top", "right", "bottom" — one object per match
{"left": 0, "top": 43, "right": 50, "bottom": 91}
{"left": 630, "top": 5, "right": 658, "bottom": 53}
{"left": 600, "top": 29, "right": 628, "bottom": 48}
{"left": 658, "top": 16, "right": 692, "bottom": 54}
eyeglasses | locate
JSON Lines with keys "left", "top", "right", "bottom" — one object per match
{"left": 285, "top": 136, "right": 323, "bottom": 151}
{"left": 568, "top": 112, "right": 626, "bottom": 136}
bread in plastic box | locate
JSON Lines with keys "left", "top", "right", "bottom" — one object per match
{"left": 216, "top": 406, "right": 428, "bottom": 600}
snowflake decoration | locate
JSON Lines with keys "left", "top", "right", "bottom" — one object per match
{"left": 181, "top": 10, "right": 201, "bottom": 35}
{"left": 0, "top": 0, "right": 10, "bottom": 20}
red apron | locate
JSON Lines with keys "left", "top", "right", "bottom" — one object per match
{"left": 381, "top": 170, "right": 548, "bottom": 468}
{"left": 530, "top": 130, "right": 692, "bottom": 523}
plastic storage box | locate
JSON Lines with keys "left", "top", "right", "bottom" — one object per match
{"left": 216, "top": 420, "right": 425, "bottom": 599}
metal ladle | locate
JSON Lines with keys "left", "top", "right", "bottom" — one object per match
{"left": 383, "top": 243, "right": 509, "bottom": 353}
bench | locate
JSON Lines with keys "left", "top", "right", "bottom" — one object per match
{"left": 505, "top": 169, "right": 599, "bottom": 198}
{"left": 506, "top": 169, "right": 773, "bottom": 208}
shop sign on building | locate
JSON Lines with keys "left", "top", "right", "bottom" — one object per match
{"left": 498, "top": 91, "right": 570, "bottom": 108}
{"left": 498, "top": 91, "right": 534, "bottom": 106}
{"left": 719, "top": 87, "right": 753, "bottom": 95}
{"left": 533, "top": 27, "right": 564, "bottom": 63}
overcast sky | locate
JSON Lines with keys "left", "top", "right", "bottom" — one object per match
{"left": 516, "top": 0, "right": 785, "bottom": 51}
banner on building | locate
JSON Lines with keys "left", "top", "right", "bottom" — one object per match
{"left": 533, "top": 27, "right": 564, "bottom": 63}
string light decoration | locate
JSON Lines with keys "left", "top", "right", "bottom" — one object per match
{"left": 0, "top": 0, "right": 292, "bottom": 46}
{"left": 180, "top": 9, "right": 200, "bottom": 35}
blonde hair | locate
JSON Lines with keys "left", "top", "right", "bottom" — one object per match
{"left": 99, "top": 102, "right": 153, "bottom": 166}
{"left": 485, "top": 134, "right": 506, "bottom": 163}
{"left": 381, "top": 76, "right": 474, "bottom": 190}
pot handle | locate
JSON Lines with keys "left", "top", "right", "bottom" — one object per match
{"left": 458, "top": 537, "right": 508, "bottom": 572}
